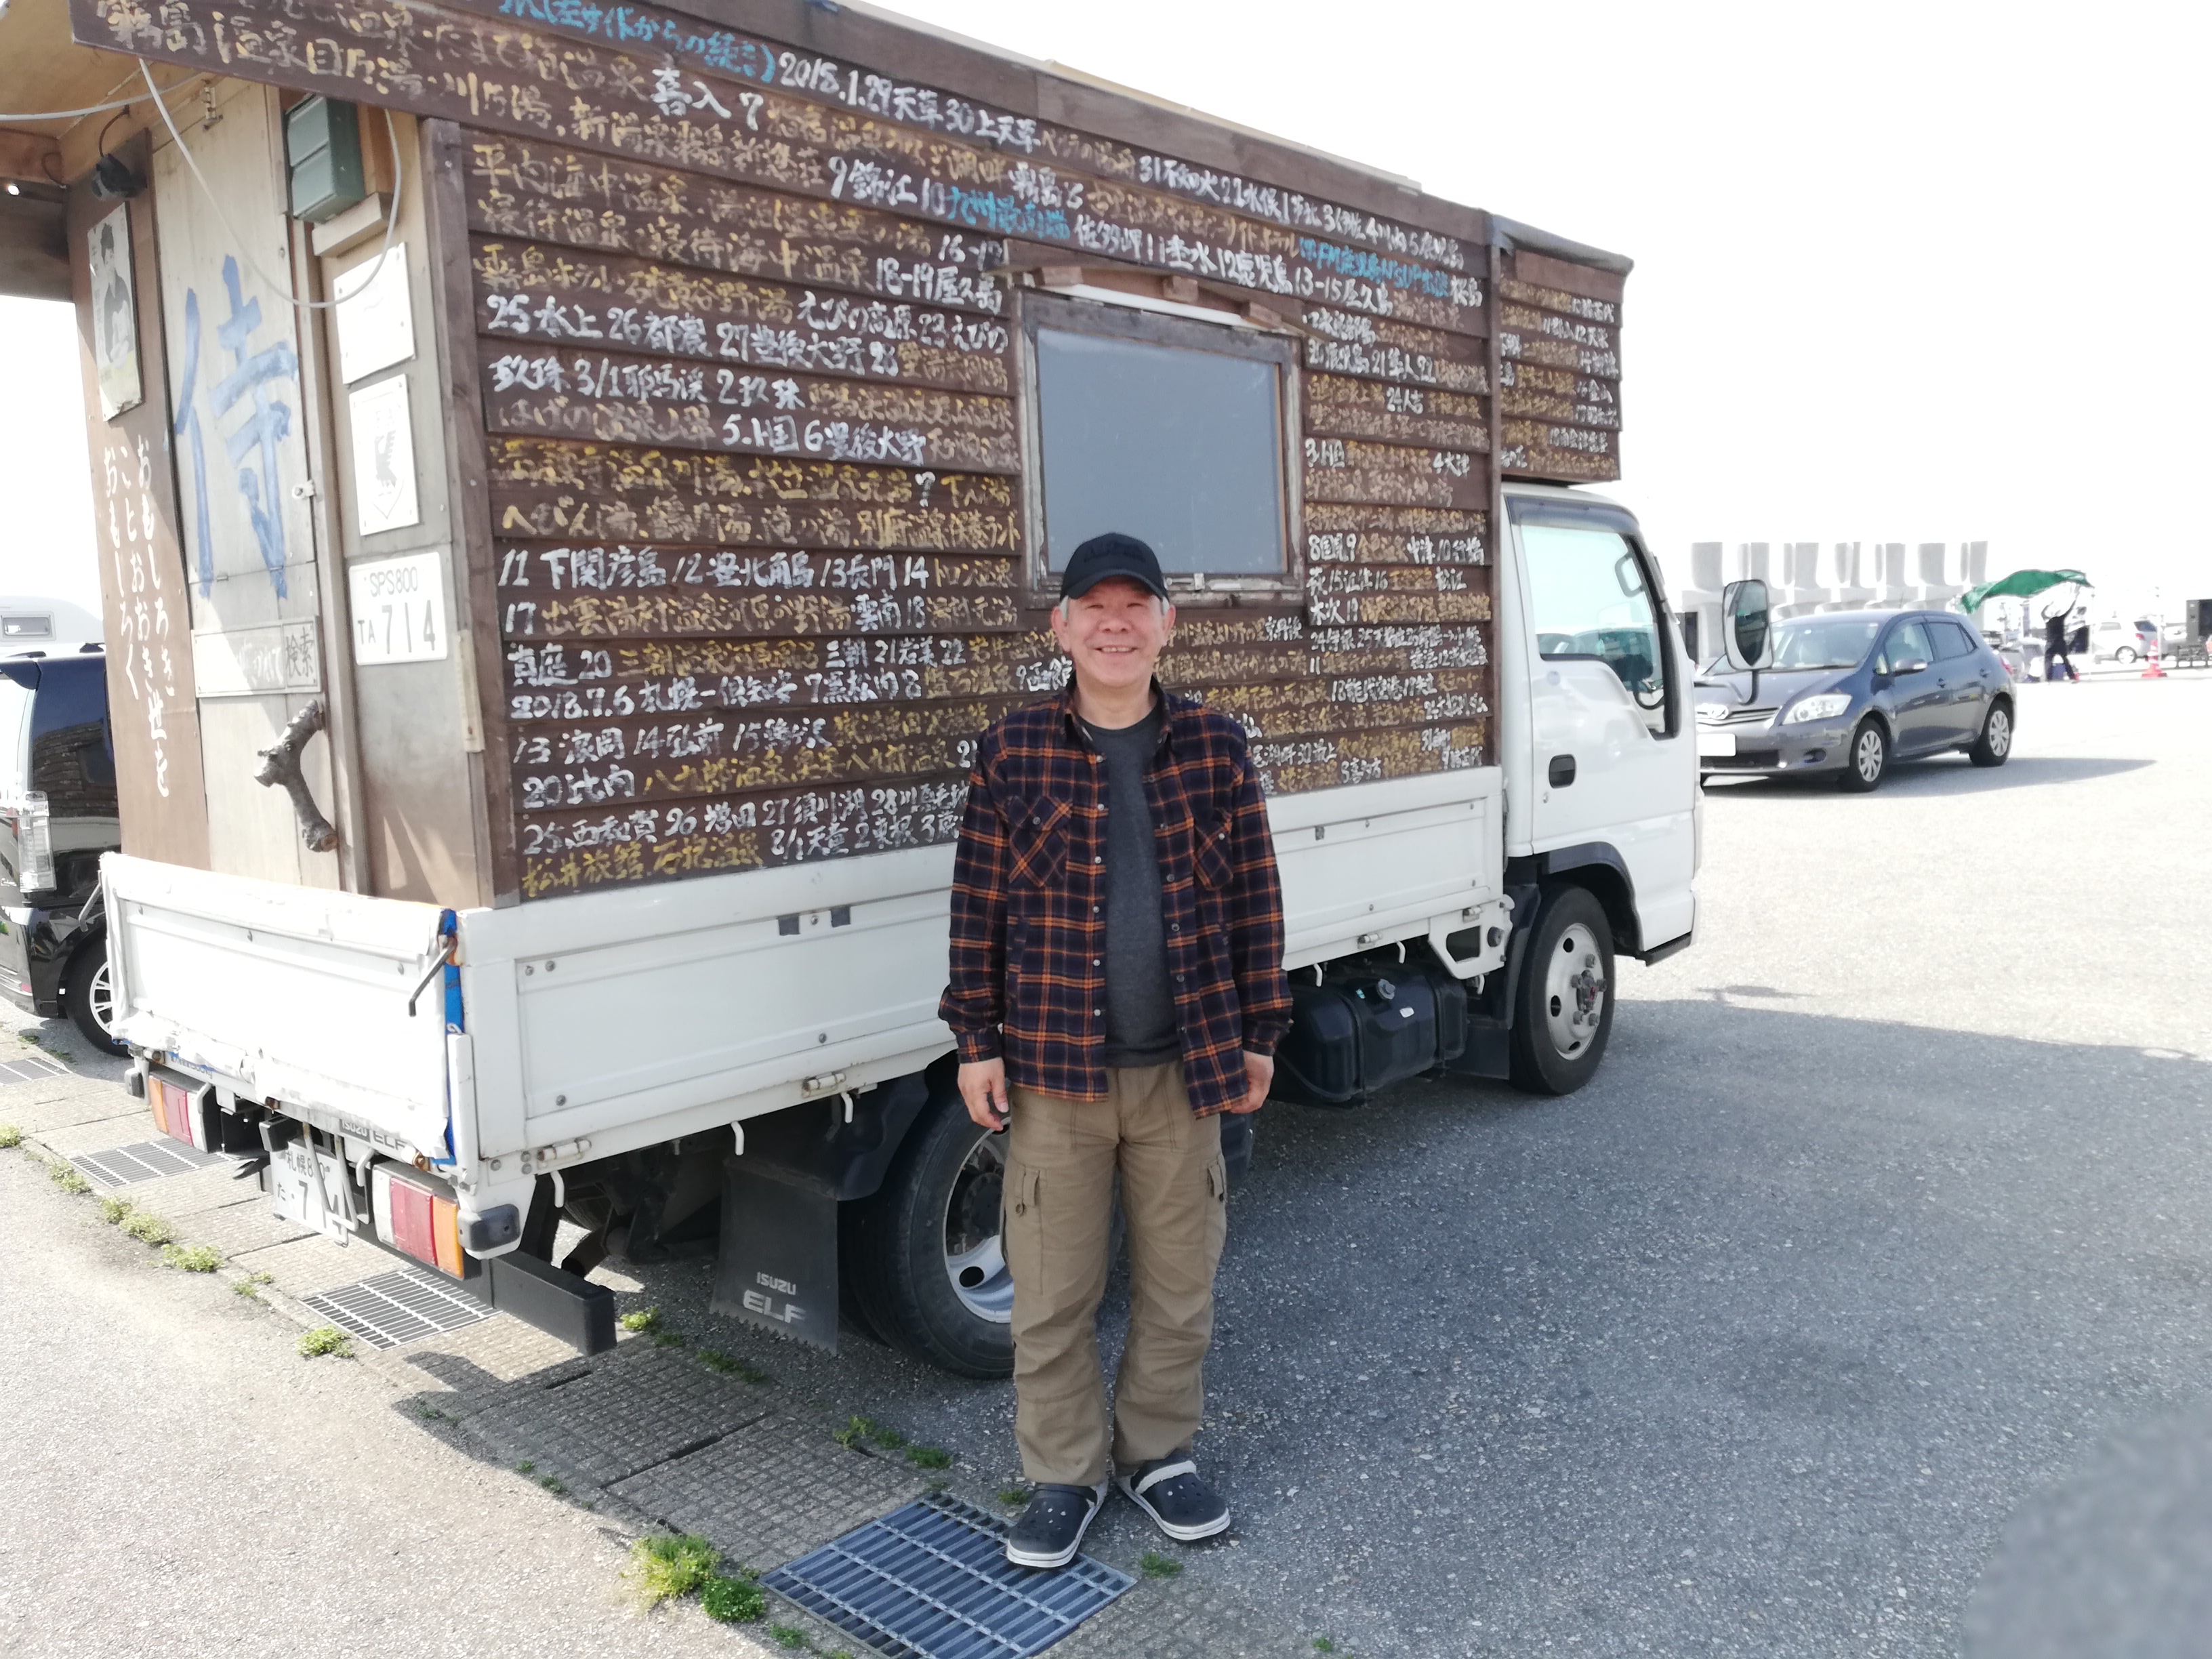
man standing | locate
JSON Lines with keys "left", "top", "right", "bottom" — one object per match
{"left": 939, "top": 533, "right": 1290, "bottom": 1570}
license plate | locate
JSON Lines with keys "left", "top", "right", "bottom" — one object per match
{"left": 267, "top": 1142, "right": 356, "bottom": 1244}
{"left": 1697, "top": 731, "right": 1738, "bottom": 757}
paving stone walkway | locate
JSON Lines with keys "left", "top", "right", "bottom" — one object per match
{"left": 0, "top": 1019, "right": 1327, "bottom": 1658}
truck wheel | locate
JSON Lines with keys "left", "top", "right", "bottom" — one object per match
{"left": 1508, "top": 886, "right": 1614, "bottom": 1096}
{"left": 1967, "top": 700, "right": 2013, "bottom": 767}
{"left": 1838, "top": 718, "right": 1887, "bottom": 792}
{"left": 842, "top": 1085, "right": 1015, "bottom": 1379}
{"left": 64, "top": 937, "right": 127, "bottom": 1057}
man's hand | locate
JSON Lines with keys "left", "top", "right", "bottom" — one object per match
{"left": 959, "top": 1058, "right": 1010, "bottom": 1130}
{"left": 1227, "top": 1050, "right": 1273, "bottom": 1115}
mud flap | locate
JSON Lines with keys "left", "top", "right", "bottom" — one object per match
{"left": 711, "top": 1158, "right": 840, "bottom": 1352}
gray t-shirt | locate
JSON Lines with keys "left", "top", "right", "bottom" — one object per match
{"left": 1082, "top": 707, "right": 1180, "bottom": 1067}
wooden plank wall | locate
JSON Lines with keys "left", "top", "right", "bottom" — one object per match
{"left": 1496, "top": 247, "right": 1624, "bottom": 484}
{"left": 74, "top": 0, "right": 1626, "bottom": 901}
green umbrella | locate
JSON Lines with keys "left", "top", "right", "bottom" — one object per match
{"left": 1956, "top": 568, "right": 2091, "bottom": 616}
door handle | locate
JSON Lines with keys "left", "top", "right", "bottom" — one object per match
{"left": 1548, "top": 754, "right": 1577, "bottom": 787}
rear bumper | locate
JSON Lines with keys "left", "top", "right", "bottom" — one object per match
{"left": 0, "top": 905, "right": 70, "bottom": 1017}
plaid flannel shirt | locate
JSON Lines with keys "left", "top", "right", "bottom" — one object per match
{"left": 938, "top": 683, "right": 1292, "bottom": 1115}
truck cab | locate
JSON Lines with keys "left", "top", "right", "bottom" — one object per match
{"left": 1500, "top": 483, "right": 1698, "bottom": 981}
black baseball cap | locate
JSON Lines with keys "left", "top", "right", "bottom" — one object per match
{"left": 1060, "top": 533, "right": 1170, "bottom": 602}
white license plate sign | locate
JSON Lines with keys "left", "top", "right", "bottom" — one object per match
{"left": 268, "top": 1143, "right": 356, "bottom": 1244}
{"left": 1697, "top": 731, "right": 1738, "bottom": 757}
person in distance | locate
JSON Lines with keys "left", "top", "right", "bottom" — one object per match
{"left": 939, "top": 532, "right": 1290, "bottom": 1570}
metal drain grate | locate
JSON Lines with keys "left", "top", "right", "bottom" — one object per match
{"left": 71, "top": 1138, "right": 224, "bottom": 1187}
{"left": 298, "top": 1266, "right": 493, "bottom": 1350}
{"left": 766, "top": 1492, "right": 1134, "bottom": 1659}
{"left": 0, "top": 1052, "right": 64, "bottom": 1086}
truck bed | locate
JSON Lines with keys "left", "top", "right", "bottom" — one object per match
{"left": 106, "top": 766, "right": 1502, "bottom": 1174}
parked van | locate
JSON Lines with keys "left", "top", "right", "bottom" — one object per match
{"left": 0, "top": 645, "right": 124, "bottom": 1052}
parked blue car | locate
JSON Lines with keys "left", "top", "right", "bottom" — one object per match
{"left": 1695, "top": 609, "right": 2016, "bottom": 790}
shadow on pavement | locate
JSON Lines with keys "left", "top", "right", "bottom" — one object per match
{"left": 1706, "top": 753, "right": 2154, "bottom": 799}
{"left": 308, "top": 995, "right": 2212, "bottom": 1657}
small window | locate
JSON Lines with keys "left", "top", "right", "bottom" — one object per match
{"left": 1928, "top": 620, "right": 1975, "bottom": 660}
{"left": 28, "top": 661, "right": 115, "bottom": 802}
{"left": 1023, "top": 294, "right": 1298, "bottom": 592}
{"left": 1881, "top": 621, "right": 1935, "bottom": 672}
{"left": 1521, "top": 521, "right": 1669, "bottom": 733}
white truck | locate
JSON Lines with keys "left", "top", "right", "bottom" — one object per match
{"left": 103, "top": 480, "right": 1718, "bottom": 1374}
{"left": 35, "top": 0, "right": 1740, "bottom": 1376}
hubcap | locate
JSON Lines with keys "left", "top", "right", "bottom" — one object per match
{"left": 1542, "top": 924, "right": 1605, "bottom": 1059}
{"left": 1987, "top": 708, "right": 2011, "bottom": 756}
{"left": 942, "top": 1130, "right": 1013, "bottom": 1323}
{"left": 88, "top": 957, "right": 115, "bottom": 1034}
{"left": 1856, "top": 729, "right": 1883, "bottom": 782}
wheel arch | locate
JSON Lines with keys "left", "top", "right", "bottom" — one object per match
{"left": 1522, "top": 844, "right": 1641, "bottom": 957}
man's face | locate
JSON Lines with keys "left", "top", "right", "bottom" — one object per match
{"left": 1049, "top": 577, "right": 1175, "bottom": 694}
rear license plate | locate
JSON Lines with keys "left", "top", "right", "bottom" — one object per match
{"left": 267, "top": 1142, "right": 356, "bottom": 1244}
{"left": 1697, "top": 731, "right": 1738, "bottom": 757}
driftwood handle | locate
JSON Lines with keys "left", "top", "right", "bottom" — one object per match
{"left": 254, "top": 699, "right": 340, "bottom": 854}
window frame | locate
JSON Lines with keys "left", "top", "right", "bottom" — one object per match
{"left": 1015, "top": 287, "right": 1305, "bottom": 609}
{"left": 1508, "top": 495, "right": 1682, "bottom": 739}
{"left": 1927, "top": 618, "right": 1977, "bottom": 661}
{"left": 1879, "top": 619, "right": 1936, "bottom": 674}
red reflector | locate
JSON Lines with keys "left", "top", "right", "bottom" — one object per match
{"left": 151, "top": 1078, "right": 193, "bottom": 1145}
{"left": 388, "top": 1178, "right": 436, "bottom": 1263}
{"left": 373, "top": 1164, "right": 466, "bottom": 1278}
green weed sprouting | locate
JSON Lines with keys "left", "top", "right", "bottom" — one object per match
{"left": 701, "top": 1571, "right": 766, "bottom": 1624}
{"left": 0, "top": 1123, "right": 23, "bottom": 1148}
{"left": 298, "top": 1326, "right": 353, "bottom": 1359}
{"left": 162, "top": 1243, "right": 221, "bottom": 1272}
{"left": 617, "top": 1305, "right": 662, "bottom": 1334}
{"left": 699, "top": 1349, "right": 771, "bottom": 1383}
{"left": 120, "top": 1210, "right": 176, "bottom": 1246}
{"left": 626, "top": 1532, "right": 719, "bottom": 1607}
{"left": 1141, "top": 1549, "right": 1183, "bottom": 1579}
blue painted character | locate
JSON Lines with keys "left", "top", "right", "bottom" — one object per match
{"left": 175, "top": 254, "right": 300, "bottom": 598}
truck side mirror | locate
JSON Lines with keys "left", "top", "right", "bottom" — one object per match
{"left": 1719, "top": 579, "right": 1774, "bottom": 672}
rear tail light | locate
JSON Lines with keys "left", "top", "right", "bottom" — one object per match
{"left": 150, "top": 1075, "right": 211, "bottom": 1151}
{"left": 14, "top": 792, "right": 53, "bottom": 892}
{"left": 371, "top": 1164, "right": 467, "bottom": 1277}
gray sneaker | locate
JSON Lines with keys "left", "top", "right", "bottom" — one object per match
{"left": 1005, "top": 1481, "right": 1109, "bottom": 1570}
{"left": 1117, "top": 1457, "right": 1231, "bottom": 1542}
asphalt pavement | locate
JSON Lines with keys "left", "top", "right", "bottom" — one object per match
{"left": 4, "top": 672, "right": 2207, "bottom": 1657}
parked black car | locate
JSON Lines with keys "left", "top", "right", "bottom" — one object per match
{"left": 0, "top": 645, "right": 125, "bottom": 1052}
{"left": 1695, "top": 609, "right": 2016, "bottom": 791}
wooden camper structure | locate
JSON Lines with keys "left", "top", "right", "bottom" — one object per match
{"left": 0, "top": 0, "right": 1630, "bottom": 910}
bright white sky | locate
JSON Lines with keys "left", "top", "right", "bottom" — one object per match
{"left": 5, "top": 0, "right": 2206, "bottom": 620}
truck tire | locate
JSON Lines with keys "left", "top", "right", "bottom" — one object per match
{"left": 64, "top": 935, "right": 127, "bottom": 1057}
{"left": 1967, "top": 699, "right": 2013, "bottom": 767}
{"left": 1838, "top": 717, "right": 1887, "bottom": 792}
{"left": 842, "top": 1084, "right": 1016, "bottom": 1379}
{"left": 1508, "top": 885, "right": 1615, "bottom": 1096}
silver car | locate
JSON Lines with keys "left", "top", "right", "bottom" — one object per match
{"left": 1696, "top": 609, "right": 2017, "bottom": 791}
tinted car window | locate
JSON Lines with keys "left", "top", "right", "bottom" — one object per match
{"left": 28, "top": 659, "right": 117, "bottom": 806}
{"left": 1881, "top": 621, "right": 1935, "bottom": 672}
{"left": 1929, "top": 620, "right": 1976, "bottom": 660}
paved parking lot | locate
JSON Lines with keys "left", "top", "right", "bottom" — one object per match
{"left": 3, "top": 673, "right": 2207, "bottom": 1657}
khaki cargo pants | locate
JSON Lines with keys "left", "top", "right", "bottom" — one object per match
{"left": 1003, "top": 1061, "right": 1229, "bottom": 1488}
